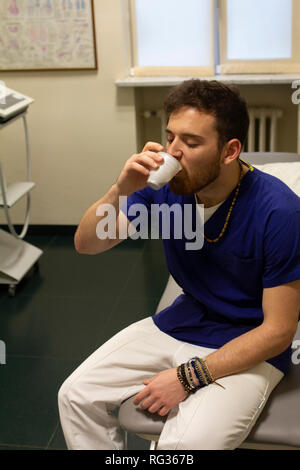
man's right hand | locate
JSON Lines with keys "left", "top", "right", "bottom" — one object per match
{"left": 115, "top": 142, "right": 165, "bottom": 196}
{"left": 74, "top": 142, "right": 165, "bottom": 255}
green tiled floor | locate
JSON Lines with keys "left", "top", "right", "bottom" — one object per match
{"left": 0, "top": 227, "right": 169, "bottom": 450}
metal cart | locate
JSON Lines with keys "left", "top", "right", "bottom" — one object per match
{"left": 0, "top": 111, "right": 43, "bottom": 296}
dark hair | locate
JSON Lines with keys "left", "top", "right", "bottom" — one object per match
{"left": 163, "top": 79, "right": 249, "bottom": 150}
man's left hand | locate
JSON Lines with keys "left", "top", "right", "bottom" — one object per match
{"left": 133, "top": 368, "right": 187, "bottom": 416}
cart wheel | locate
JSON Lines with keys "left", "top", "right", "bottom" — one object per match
{"left": 8, "top": 284, "right": 16, "bottom": 297}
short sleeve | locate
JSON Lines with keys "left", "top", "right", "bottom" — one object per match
{"left": 120, "top": 187, "right": 155, "bottom": 229}
{"left": 263, "top": 209, "right": 300, "bottom": 288}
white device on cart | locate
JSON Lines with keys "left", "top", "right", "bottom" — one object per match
{"left": 0, "top": 85, "right": 34, "bottom": 122}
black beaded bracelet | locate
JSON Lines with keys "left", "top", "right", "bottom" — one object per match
{"left": 177, "top": 357, "right": 217, "bottom": 395}
{"left": 176, "top": 365, "right": 194, "bottom": 394}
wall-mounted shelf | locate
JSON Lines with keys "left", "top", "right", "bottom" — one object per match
{"left": 115, "top": 73, "right": 300, "bottom": 87}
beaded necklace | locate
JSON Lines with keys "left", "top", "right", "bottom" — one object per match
{"left": 204, "top": 159, "right": 244, "bottom": 243}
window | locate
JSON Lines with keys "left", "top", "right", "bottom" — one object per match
{"left": 130, "top": 0, "right": 215, "bottom": 76}
{"left": 128, "top": 0, "right": 300, "bottom": 76}
{"left": 219, "top": 0, "right": 300, "bottom": 74}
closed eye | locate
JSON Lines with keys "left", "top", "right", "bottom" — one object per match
{"left": 186, "top": 142, "right": 200, "bottom": 148}
{"left": 166, "top": 129, "right": 204, "bottom": 149}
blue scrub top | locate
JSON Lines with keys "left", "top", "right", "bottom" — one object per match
{"left": 122, "top": 166, "right": 300, "bottom": 374}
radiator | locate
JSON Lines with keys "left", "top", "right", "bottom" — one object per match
{"left": 246, "top": 107, "right": 283, "bottom": 152}
{"left": 143, "top": 107, "right": 283, "bottom": 152}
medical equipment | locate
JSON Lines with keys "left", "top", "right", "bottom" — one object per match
{"left": 0, "top": 87, "right": 42, "bottom": 296}
{"left": 0, "top": 86, "right": 34, "bottom": 123}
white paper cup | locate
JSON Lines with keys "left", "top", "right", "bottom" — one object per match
{"left": 147, "top": 152, "right": 182, "bottom": 190}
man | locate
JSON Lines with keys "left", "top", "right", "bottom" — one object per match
{"left": 58, "top": 80, "right": 300, "bottom": 450}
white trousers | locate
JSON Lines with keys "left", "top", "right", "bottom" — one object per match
{"left": 58, "top": 317, "right": 283, "bottom": 450}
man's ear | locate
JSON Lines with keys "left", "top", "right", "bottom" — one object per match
{"left": 223, "top": 139, "right": 242, "bottom": 166}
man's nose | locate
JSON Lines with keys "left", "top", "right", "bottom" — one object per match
{"left": 167, "top": 140, "right": 183, "bottom": 160}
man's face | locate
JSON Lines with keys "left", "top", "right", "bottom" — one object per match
{"left": 166, "top": 106, "right": 224, "bottom": 195}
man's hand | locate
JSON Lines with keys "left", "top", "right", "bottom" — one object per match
{"left": 115, "top": 142, "right": 164, "bottom": 196}
{"left": 133, "top": 368, "right": 187, "bottom": 416}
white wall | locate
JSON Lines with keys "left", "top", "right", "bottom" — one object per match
{"left": 0, "top": 0, "right": 137, "bottom": 225}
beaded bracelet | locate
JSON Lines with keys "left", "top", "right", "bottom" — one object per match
{"left": 199, "top": 357, "right": 214, "bottom": 383}
{"left": 193, "top": 358, "right": 208, "bottom": 386}
{"left": 177, "top": 358, "right": 210, "bottom": 395}
{"left": 176, "top": 365, "right": 195, "bottom": 394}
{"left": 177, "top": 356, "right": 225, "bottom": 395}
{"left": 197, "top": 357, "right": 226, "bottom": 389}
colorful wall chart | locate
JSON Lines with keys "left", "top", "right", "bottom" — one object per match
{"left": 0, "top": 0, "right": 97, "bottom": 70}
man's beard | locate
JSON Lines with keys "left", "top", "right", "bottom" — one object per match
{"left": 169, "top": 155, "right": 222, "bottom": 195}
